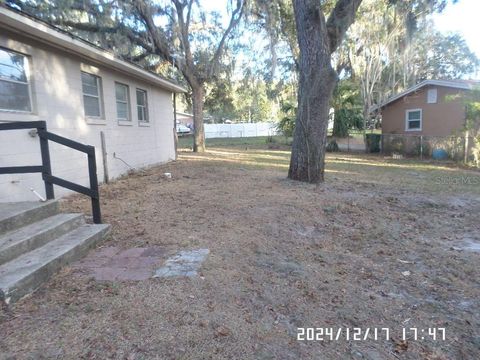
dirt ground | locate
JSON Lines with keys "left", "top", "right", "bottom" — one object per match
{"left": 1, "top": 146, "right": 480, "bottom": 360}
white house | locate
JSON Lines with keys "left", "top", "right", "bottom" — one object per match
{"left": 0, "top": 7, "right": 186, "bottom": 202}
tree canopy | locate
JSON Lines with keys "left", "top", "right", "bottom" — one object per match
{"left": 9, "top": 0, "right": 247, "bottom": 152}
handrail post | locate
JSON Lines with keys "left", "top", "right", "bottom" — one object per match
{"left": 1, "top": 121, "right": 103, "bottom": 223}
{"left": 87, "top": 147, "right": 102, "bottom": 224}
{"left": 37, "top": 122, "right": 54, "bottom": 200}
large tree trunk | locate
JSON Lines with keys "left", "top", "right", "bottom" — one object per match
{"left": 363, "top": 102, "right": 369, "bottom": 132}
{"left": 192, "top": 85, "right": 206, "bottom": 152}
{"left": 289, "top": 0, "right": 362, "bottom": 182}
{"left": 288, "top": 0, "right": 338, "bottom": 183}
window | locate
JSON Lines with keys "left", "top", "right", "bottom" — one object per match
{"left": 136, "top": 88, "right": 148, "bottom": 122}
{"left": 0, "top": 48, "right": 32, "bottom": 112}
{"left": 115, "top": 82, "right": 130, "bottom": 121}
{"left": 81, "top": 72, "right": 103, "bottom": 118}
{"left": 427, "top": 88, "right": 437, "bottom": 104}
{"left": 406, "top": 109, "right": 422, "bottom": 131}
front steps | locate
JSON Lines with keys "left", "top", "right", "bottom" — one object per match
{"left": 0, "top": 201, "right": 110, "bottom": 305}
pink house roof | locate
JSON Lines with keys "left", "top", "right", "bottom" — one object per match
{"left": 374, "top": 79, "right": 480, "bottom": 112}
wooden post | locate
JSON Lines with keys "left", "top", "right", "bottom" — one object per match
{"left": 100, "top": 131, "right": 109, "bottom": 183}
{"left": 38, "top": 122, "right": 54, "bottom": 200}
{"left": 420, "top": 135, "right": 423, "bottom": 160}
{"left": 87, "top": 148, "right": 101, "bottom": 224}
{"left": 464, "top": 130, "right": 469, "bottom": 164}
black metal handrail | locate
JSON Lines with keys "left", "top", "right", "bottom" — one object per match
{"left": 0, "top": 121, "right": 102, "bottom": 223}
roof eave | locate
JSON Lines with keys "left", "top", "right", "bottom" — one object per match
{"left": 0, "top": 7, "right": 187, "bottom": 93}
{"left": 377, "top": 80, "right": 475, "bottom": 110}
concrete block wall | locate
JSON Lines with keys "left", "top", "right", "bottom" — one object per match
{"left": 0, "top": 31, "right": 175, "bottom": 202}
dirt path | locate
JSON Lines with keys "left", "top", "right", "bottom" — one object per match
{"left": 1, "top": 150, "right": 479, "bottom": 359}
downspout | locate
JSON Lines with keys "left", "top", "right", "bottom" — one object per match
{"left": 173, "top": 93, "right": 178, "bottom": 160}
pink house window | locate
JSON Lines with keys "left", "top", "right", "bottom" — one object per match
{"left": 406, "top": 109, "right": 422, "bottom": 131}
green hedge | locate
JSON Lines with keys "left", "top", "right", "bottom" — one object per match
{"left": 365, "top": 134, "right": 381, "bottom": 153}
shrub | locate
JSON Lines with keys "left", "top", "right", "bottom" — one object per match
{"left": 413, "top": 141, "right": 430, "bottom": 157}
{"left": 390, "top": 137, "right": 405, "bottom": 153}
{"left": 472, "top": 135, "right": 480, "bottom": 167}
{"left": 326, "top": 139, "right": 339, "bottom": 152}
{"left": 277, "top": 102, "right": 296, "bottom": 137}
{"left": 365, "top": 134, "right": 381, "bottom": 153}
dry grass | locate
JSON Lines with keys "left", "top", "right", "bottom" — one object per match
{"left": 1, "top": 145, "right": 479, "bottom": 359}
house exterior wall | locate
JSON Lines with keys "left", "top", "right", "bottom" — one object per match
{"left": 0, "top": 30, "right": 175, "bottom": 202}
{"left": 381, "top": 85, "right": 467, "bottom": 136}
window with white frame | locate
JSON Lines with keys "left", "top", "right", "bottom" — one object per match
{"left": 115, "top": 82, "right": 130, "bottom": 121}
{"left": 427, "top": 88, "right": 437, "bottom": 104}
{"left": 81, "top": 71, "right": 103, "bottom": 118}
{"left": 406, "top": 109, "right": 422, "bottom": 131}
{"left": 0, "top": 48, "right": 32, "bottom": 112}
{"left": 136, "top": 88, "right": 148, "bottom": 122}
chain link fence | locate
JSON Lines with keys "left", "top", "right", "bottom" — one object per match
{"left": 327, "top": 133, "right": 478, "bottom": 165}
{"left": 380, "top": 134, "right": 472, "bottom": 162}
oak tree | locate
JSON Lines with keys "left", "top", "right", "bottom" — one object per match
{"left": 288, "top": 0, "right": 362, "bottom": 183}
{"left": 9, "top": 0, "right": 246, "bottom": 152}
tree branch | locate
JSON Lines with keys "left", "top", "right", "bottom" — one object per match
{"left": 208, "top": 0, "right": 246, "bottom": 78}
{"left": 52, "top": 20, "right": 118, "bottom": 34}
{"left": 326, "top": 0, "right": 363, "bottom": 54}
{"left": 277, "top": 0, "right": 299, "bottom": 69}
{"left": 124, "top": 52, "right": 151, "bottom": 63}
{"left": 51, "top": 18, "right": 156, "bottom": 59}
{"left": 133, "top": 1, "right": 174, "bottom": 63}
{"left": 185, "top": 0, "right": 194, "bottom": 32}
{"left": 172, "top": 0, "right": 194, "bottom": 72}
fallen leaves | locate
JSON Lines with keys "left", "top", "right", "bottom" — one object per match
{"left": 214, "top": 325, "right": 231, "bottom": 337}
{"left": 392, "top": 338, "right": 409, "bottom": 353}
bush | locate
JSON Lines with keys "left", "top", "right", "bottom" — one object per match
{"left": 365, "top": 134, "right": 381, "bottom": 153}
{"left": 277, "top": 116, "right": 295, "bottom": 137}
{"left": 414, "top": 141, "right": 430, "bottom": 157}
{"left": 390, "top": 137, "right": 405, "bottom": 153}
{"left": 332, "top": 108, "right": 364, "bottom": 138}
{"left": 326, "top": 139, "right": 339, "bottom": 152}
{"left": 277, "top": 102, "right": 296, "bottom": 137}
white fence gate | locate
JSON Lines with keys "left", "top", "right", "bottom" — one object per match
{"left": 204, "top": 123, "right": 278, "bottom": 139}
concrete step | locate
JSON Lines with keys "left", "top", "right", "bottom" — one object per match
{"left": 0, "top": 201, "right": 59, "bottom": 235}
{"left": 0, "top": 213, "right": 85, "bottom": 266}
{"left": 0, "top": 223, "right": 110, "bottom": 304}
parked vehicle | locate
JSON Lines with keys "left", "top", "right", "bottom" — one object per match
{"left": 176, "top": 123, "right": 191, "bottom": 135}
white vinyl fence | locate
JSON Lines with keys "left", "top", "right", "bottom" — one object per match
{"left": 204, "top": 122, "right": 278, "bottom": 139}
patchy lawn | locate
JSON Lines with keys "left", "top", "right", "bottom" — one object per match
{"left": 1, "top": 145, "right": 480, "bottom": 359}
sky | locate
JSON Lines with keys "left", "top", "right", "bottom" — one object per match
{"left": 158, "top": 0, "right": 480, "bottom": 79}
{"left": 204, "top": 0, "right": 480, "bottom": 61}
{"left": 203, "top": 0, "right": 480, "bottom": 57}
{"left": 431, "top": 0, "right": 480, "bottom": 59}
